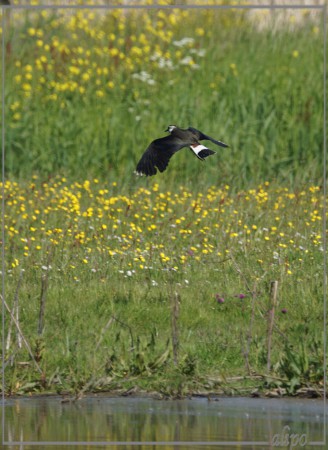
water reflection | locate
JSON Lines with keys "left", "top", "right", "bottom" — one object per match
{"left": 2, "top": 396, "right": 326, "bottom": 449}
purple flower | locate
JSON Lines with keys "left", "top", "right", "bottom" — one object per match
{"left": 281, "top": 308, "right": 288, "bottom": 314}
{"left": 215, "top": 294, "right": 225, "bottom": 304}
{"left": 234, "top": 293, "right": 246, "bottom": 299}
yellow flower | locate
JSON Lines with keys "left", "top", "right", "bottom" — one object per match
{"left": 13, "top": 112, "right": 21, "bottom": 121}
{"left": 22, "top": 83, "right": 31, "bottom": 91}
{"left": 131, "top": 46, "right": 142, "bottom": 57}
{"left": 109, "top": 48, "right": 119, "bottom": 57}
{"left": 69, "top": 66, "right": 80, "bottom": 75}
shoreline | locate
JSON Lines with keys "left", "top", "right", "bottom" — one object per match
{"left": 3, "top": 385, "right": 324, "bottom": 402}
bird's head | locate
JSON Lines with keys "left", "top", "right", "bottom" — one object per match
{"left": 165, "top": 125, "right": 177, "bottom": 133}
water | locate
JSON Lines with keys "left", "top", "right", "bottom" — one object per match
{"left": 1, "top": 395, "right": 326, "bottom": 449}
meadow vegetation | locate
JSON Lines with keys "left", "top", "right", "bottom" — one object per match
{"left": 1, "top": 3, "right": 325, "bottom": 396}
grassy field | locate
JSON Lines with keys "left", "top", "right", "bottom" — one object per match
{"left": 1, "top": 3, "right": 326, "bottom": 396}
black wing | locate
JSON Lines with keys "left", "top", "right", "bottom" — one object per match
{"left": 188, "top": 127, "right": 229, "bottom": 148}
{"left": 135, "top": 136, "right": 185, "bottom": 176}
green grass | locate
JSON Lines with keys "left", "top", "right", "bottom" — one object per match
{"left": 1, "top": 6, "right": 325, "bottom": 396}
{"left": 3, "top": 6, "right": 325, "bottom": 187}
{"left": 3, "top": 177, "right": 324, "bottom": 396}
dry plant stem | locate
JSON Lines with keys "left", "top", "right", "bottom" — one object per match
{"left": 229, "top": 252, "right": 259, "bottom": 375}
{"left": 6, "top": 269, "right": 23, "bottom": 351}
{"left": 38, "top": 272, "right": 49, "bottom": 335}
{"left": 112, "top": 315, "right": 134, "bottom": 350}
{"left": 267, "top": 281, "right": 278, "bottom": 372}
{"left": 171, "top": 291, "right": 180, "bottom": 366}
{"left": 37, "top": 247, "right": 54, "bottom": 335}
{"left": 95, "top": 317, "right": 115, "bottom": 351}
{"left": 1, "top": 294, "right": 43, "bottom": 374}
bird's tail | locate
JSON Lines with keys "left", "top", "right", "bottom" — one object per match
{"left": 190, "top": 144, "right": 216, "bottom": 161}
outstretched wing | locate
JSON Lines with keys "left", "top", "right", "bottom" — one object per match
{"left": 135, "top": 136, "right": 184, "bottom": 176}
{"left": 188, "top": 127, "right": 229, "bottom": 148}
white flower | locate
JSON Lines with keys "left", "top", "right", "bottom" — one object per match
{"left": 190, "top": 48, "right": 206, "bottom": 57}
{"left": 150, "top": 51, "right": 161, "bottom": 61}
{"left": 173, "top": 37, "right": 195, "bottom": 47}
{"left": 132, "top": 71, "right": 156, "bottom": 85}
{"left": 157, "top": 57, "right": 173, "bottom": 69}
{"left": 179, "top": 56, "right": 200, "bottom": 69}
{"left": 180, "top": 56, "right": 194, "bottom": 65}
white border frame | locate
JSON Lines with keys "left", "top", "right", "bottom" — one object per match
{"left": 1, "top": 2, "right": 326, "bottom": 447}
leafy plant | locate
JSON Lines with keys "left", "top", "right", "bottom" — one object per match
{"left": 105, "top": 331, "right": 171, "bottom": 377}
{"left": 269, "top": 339, "right": 324, "bottom": 394}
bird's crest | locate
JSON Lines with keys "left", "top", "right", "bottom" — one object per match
{"left": 166, "top": 125, "right": 177, "bottom": 133}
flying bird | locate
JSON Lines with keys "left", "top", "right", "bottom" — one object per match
{"left": 135, "top": 125, "right": 228, "bottom": 176}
